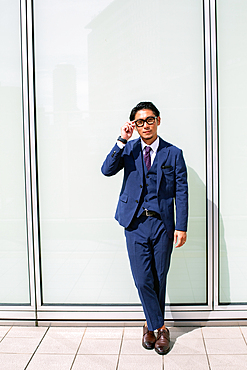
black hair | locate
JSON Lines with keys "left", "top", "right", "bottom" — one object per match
{"left": 129, "top": 101, "right": 160, "bottom": 121}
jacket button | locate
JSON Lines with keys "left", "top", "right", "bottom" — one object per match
{"left": 135, "top": 200, "right": 138, "bottom": 203}
{"left": 140, "top": 185, "right": 143, "bottom": 188}
{"left": 146, "top": 175, "right": 149, "bottom": 178}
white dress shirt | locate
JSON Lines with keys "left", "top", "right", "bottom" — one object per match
{"left": 141, "top": 136, "right": 159, "bottom": 166}
{"left": 117, "top": 136, "right": 160, "bottom": 166}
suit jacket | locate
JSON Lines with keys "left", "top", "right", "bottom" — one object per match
{"left": 101, "top": 137, "right": 188, "bottom": 239}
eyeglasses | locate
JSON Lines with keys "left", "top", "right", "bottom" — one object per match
{"left": 134, "top": 116, "right": 157, "bottom": 127}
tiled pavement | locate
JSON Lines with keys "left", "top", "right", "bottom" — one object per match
{"left": 0, "top": 325, "right": 247, "bottom": 369}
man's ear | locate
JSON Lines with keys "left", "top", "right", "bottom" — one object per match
{"left": 157, "top": 117, "right": 161, "bottom": 126}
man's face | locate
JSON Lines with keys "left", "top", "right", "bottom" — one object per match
{"left": 134, "top": 109, "right": 160, "bottom": 144}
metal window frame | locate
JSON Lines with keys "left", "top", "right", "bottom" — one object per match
{"left": 0, "top": 0, "right": 36, "bottom": 323}
{"left": 35, "top": 0, "right": 213, "bottom": 322}
{"left": 211, "top": 0, "right": 247, "bottom": 313}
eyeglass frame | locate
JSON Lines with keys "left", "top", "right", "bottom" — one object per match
{"left": 133, "top": 116, "right": 158, "bottom": 127}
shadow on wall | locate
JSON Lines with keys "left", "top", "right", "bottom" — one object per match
{"left": 166, "top": 166, "right": 229, "bottom": 308}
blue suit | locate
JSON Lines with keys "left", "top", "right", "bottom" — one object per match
{"left": 102, "top": 136, "right": 188, "bottom": 330}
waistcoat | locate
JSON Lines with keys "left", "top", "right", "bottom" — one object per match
{"left": 136, "top": 151, "right": 160, "bottom": 217}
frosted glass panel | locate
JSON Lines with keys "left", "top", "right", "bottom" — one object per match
{"left": 217, "top": 0, "right": 247, "bottom": 304}
{"left": 34, "top": 0, "right": 206, "bottom": 305}
{"left": 0, "top": 1, "right": 30, "bottom": 304}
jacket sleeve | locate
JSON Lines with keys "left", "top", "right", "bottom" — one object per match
{"left": 174, "top": 150, "right": 188, "bottom": 232}
{"left": 101, "top": 143, "right": 124, "bottom": 176}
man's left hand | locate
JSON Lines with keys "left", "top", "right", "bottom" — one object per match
{"left": 174, "top": 230, "right": 187, "bottom": 248}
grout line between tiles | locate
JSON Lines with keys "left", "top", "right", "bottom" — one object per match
{"left": 240, "top": 326, "right": 247, "bottom": 346}
{"left": 23, "top": 326, "right": 50, "bottom": 370}
{"left": 115, "top": 327, "right": 124, "bottom": 370}
{"left": 70, "top": 327, "right": 87, "bottom": 370}
{"left": 201, "top": 327, "right": 211, "bottom": 370}
{"left": 0, "top": 326, "right": 13, "bottom": 343}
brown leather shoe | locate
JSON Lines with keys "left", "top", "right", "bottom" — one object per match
{"left": 155, "top": 328, "right": 170, "bottom": 355}
{"left": 142, "top": 325, "right": 156, "bottom": 350}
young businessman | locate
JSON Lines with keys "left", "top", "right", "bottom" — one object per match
{"left": 101, "top": 102, "right": 188, "bottom": 355}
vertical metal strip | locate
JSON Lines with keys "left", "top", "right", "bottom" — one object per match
{"left": 203, "top": 0, "right": 213, "bottom": 310}
{"left": 20, "top": 0, "right": 41, "bottom": 323}
{"left": 209, "top": 0, "right": 219, "bottom": 309}
{"left": 26, "top": 0, "right": 42, "bottom": 312}
{"left": 20, "top": 0, "right": 36, "bottom": 318}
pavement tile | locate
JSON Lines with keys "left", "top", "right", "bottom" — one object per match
{"left": 25, "top": 354, "right": 74, "bottom": 370}
{"left": 0, "top": 327, "right": 11, "bottom": 339}
{"left": 121, "top": 338, "right": 157, "bottom": 355}
{"left": 83, "top": 327, "right": 123, "bottom": 339}
{"left": 0, "top": 337, "right": 41, "bottom": 354}
{"left": 78, "top": 338, "right": 121, "bottom": 355}
{"left": 0, "top": 353, "right": 32, "bottom": 370}
{"left": 204, "top": 338, "right": 247, "bottom": 355}
{"left": 208, "top": 354, "right": 247, "bottom": 369}
{"left": 240, "top": 326, "right": 247, "bottom": 340}
{"left": 164, "top": 354, "right": 209, "bottom": 370}
{"left": 118, "top": 354, "right": 162, "bottom": 370}
{"left": 202, "top": 326, "right": 243, "bottom": 339}
{"left": 6, "top": 326, "right": 47, "bottom": 338}
{"left": 72, "top": 354, "right": 118, "bottom": 370}
{"left": 47, "top": 327, "right": 85, "bottom": 339}
{"left": 123, "top": 327, "right": 143, "bottom": 339}
{"left": 36, "top": 336, "right": 81, "bottom": 355}
{"left": 170, "top": 327, "right": 203, "bottom": 340}
{"left": 169, "top": 337, "right": 206, "bottom": 355}
{"left": 0, "top": 324, "right": 246, "bottom": 370}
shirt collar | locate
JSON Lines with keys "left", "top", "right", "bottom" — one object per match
{"left": 141, "top": 136, "right": 159, "bottom": 153}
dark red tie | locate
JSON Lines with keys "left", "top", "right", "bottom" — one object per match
{"left": 144, "top": 146, "right": 151, "bottom": 171}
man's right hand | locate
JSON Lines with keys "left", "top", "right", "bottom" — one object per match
{"left": 121, "top": 122, "right": 135, "bottom": 141}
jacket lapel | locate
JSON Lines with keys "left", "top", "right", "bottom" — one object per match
{"left": 157, "top": 138, "right": 170, "bottom": 191}
{"left": 131, "top": 137, "right": 170, "bottom": 187}
{"left": 132, "top": 139, "right": 143, "bottom": 180}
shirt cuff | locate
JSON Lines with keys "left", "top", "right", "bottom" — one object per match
{"left": 117, "top": 141, "right": 125, "bottom": 149}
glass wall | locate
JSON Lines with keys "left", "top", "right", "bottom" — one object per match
{"left": 1, "top": 0, "right": 247, "bottom": 322}
{"left": 0, "top": 0, "right": 30, "bottom": 304}
{"left": 34, "top": 0, "right": 207, "bottom": 305}
{"left": 217, "top": 0, "right": 247, "bottom": 304}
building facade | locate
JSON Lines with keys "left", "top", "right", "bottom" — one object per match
{"left": 0, "top": 0, "right": 246, "bottom": 324}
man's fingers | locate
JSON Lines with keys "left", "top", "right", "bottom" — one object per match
{"left": 174, "top": 231, "right": 187, "bottom": 248}
{"left": 121, "top": 122, "right": 134, "bottom": 140}
{"left": 175, "top": 237, "right": 183, "bottom": 248}
{"left": 173, "top": 233, "right": 177, "bottom": 245}
{"left": 174, "top": 234, "right": 180, "bottom": 247}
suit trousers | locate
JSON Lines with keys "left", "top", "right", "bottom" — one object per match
{"left": 125, "top": 214, "right": 173, "bottom": 331}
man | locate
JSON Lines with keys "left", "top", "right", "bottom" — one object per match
{"left": 101, "top": 102, "right": 188, "bottom": 355}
